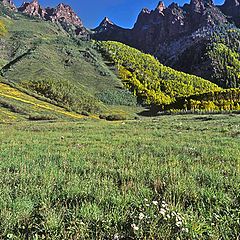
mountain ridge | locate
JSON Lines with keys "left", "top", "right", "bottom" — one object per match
{"left": 0, "top": 0, "right": 240, "bottom": 118}
{"left": 92, "top": 0, "right": 240, "bottom": 88}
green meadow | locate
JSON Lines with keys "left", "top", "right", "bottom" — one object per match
{"left": 0, "top": 114, "right": 239, "bottom": 239}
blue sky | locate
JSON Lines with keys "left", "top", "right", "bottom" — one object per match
{"left": 14, "top": 0, "right": 225, "bottom": 29}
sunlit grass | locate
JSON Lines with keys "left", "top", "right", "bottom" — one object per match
{"left": 0, "top": 114, "right": 239, "bottom": 239}
{"left": 0, "top": 83, "right": 84, "bottom": 121}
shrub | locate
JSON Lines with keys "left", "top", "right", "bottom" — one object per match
{"left": 0, "top": 99, "right": 26, "bottom": 114}
{"left": 28, "top": 114, "right": 57, "bottom": 121}
{"left": 106, "top": 114, "right": 127, "bottom": 121}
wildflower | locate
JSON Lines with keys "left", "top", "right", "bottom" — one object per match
{"left": 182, "top": 228, "right": 189, "bottom": 233}
{"left": 139, "top": 213, "right": 145, "bottom": 220}
{"left": 146, "top": 203, "right": 150, "bottom": 207}
{"left": 152, "top": 200, "right": 158, "bottom": 205}
{"left": 171, "top": 211, "right": 176, "bottom": 217}
{"left": 144, "top": 198, "right": 148, "bottom": 202}
{"left": 113, "top": 233, "right": 120, "bottom": 240}
{"left": 131, "top": 223, "right": 139, "bottom": 231}
{"left": 176, "top": 215, "right": 182, "bottom": 221}
{"left": 160, "top": 208, "right": 166, "bottom": 215}
{"left": 7, "top": 234, "right": 13, "bottom": 239}
{"left": 176, "top": 221, "right": 182, "bottom": 227}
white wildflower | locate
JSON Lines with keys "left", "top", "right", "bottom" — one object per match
{"left": 171, "top": 211, "right": 176, "bottom": 217}
{"left": 176, "top": 221, "right": 182, "bottom": 227}
{"left": 160, "top": 208, "right": 166, "bottom": 215}
{"left": 182, "top": 228, "right": 189, "bottom": 233}
{"left": 139, "top": 213, "right": 145, "bottom": 220}
{"left": 113, "top": 233, "right": 120, "bottom": 240}
{"left": 131, "top": 224, "right": 139, "bottom": 231}
{"left": 152, "top": 200, "right": 158, "bottom": 205}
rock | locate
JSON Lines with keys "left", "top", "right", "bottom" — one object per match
{"left": 1, "top": 0, "right": 17, "bottom": 11}
{"left": 17, "top": 1, "right": 87, "bottom": 35}
{"left": 92, "top": 0, "right": 227, "bottom": 56}
{"left": 92, "top": 17, "right": 131, "bottom": 42}
{"left": 46, "top": 3, "right": 84, "bottom": 28}
{"left": 156, "top": 1, "right": 165, "bottom": 12}
{"left": 18, "top": 0, "right": 46, "bottom": 18}
{"left": 219, "top": 0, "right": 240, "bottom": 27}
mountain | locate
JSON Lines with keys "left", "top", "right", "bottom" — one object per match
{"left": 92, "top": 0, "right": 240, "bottom": 88}
{"left": 219, "top": 0, "right": 240, "bottom": 27}
{"left": 1, "top": 0, "right": 16, "bottom": 10}
{"left": 0, "top": 2, "right": 141, "bottom": 121}
{"left": 0, "top": 0, "right": 239, "bottom": 119}
{"left": 93, "top": 0, "right": 227, "bottom": 53}
{"left": 17, "top": 0, "right": 87, "bottom": 36}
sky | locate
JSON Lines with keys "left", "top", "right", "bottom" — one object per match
{"left": 14, "top": 0, "right": 225, "bottom": 29}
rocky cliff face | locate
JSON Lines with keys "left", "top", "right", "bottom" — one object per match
{"left": 92, "top": 17, "right": 131, "bottom": 43}
{"left": 1, "top": 0, "right": 17, "bottom": 10}
{"left": 45, "top": 4, "right": 83, "bottom": 27}
{"left": 17, "top": 0, "right": 86, "bottom": 35}
{"left": 18, "top": 0, "right": 46, "bottom": 17}
{"left": 93, "top": 0, "right": 227, "bottom": 54}
{"left": 92, "top": 0, "right": 234, "bottom": 79}
{"left": 219, "top": 0, "right": 240, "bottom": 27}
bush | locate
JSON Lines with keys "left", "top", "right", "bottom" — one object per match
{"left": 0, "top": 99, "right": 26, "bottom": 114}
{"left": 106, "top": 114, "right": 127, "bottom": 121}
{"left": 99, "top": 114, "right": 107, "bottom": 119}
{"left": 81, "top": 111, "right": 90, "bottom": 116}
{"left": 28, "top": 115, "right": 57, "bottom": 121}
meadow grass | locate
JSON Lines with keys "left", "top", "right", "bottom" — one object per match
{"left": 0, "top": 114, "right": 239, "bottom": 239}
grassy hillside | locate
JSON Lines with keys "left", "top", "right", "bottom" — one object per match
{"left": 0, "top": 4, "right": 139, "bottom": 119}
{"left": 1, "top": 2, "right": 233, "bottom": 120}
{"left": 96, "top": 41, "right": 221, "bottom": 108}
{"left": 0, "top": 79, "right": 86, "bottom": 122}
{"left": 0, "top": 115, "right": 239, "bottom": 239}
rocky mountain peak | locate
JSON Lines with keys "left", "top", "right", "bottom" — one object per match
{"left": 93, "top": 0, "right": 227, "bottom": 55}
{"left": 156, "top": 1, "right": 165, "bottom": 12}
{"left": 17, "top": 0, "right": 86, "bottom": 35}
{"left": 93, "top": 17, "right": 121, "bottom": 33}
{"left": 1, "top": 0, "right": 17, "bottom": 11}
{"left": 18, "top": 0, "right": 46, "bottom": 18}
{"left": 189, "top": 0, "right": 213, "bottom": 13}
{"left": 141, "top": 8, "right": 151, "bottom": 14}
{"left": 48, "top": 3, "right": 83, "bottom": 28}
{"left": 101, "top": 17, "right": 114, "bottom": 26}
{"left": 219, "top": 0, "right": 240, "bottom": 26}
{"left": 222, "top": 0, "right": 239, "bottom": 7}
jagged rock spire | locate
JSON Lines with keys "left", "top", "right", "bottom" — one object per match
{"left": 48, "top": 3, "right": 84, "bottom": 27}
{"left": 1, "top": 0, "right": 17, "bottom": 11}
{"left": 100, "top": 17, "right": 114, "bottom": 26}
{"left": 93, "top": 16, "right": 119, "bottom": 33}
{"left": 156, "top": 1, "right": 165, "bottom": 12}
{"left": 18, "top": 0, "right": 46, "bottom": 17}
{"left": 190, "top": 0, "right": 213, "bottom": 13}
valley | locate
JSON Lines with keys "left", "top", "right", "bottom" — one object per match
{"left": 0, "top": 0, "right": 239, "bottom": 239}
